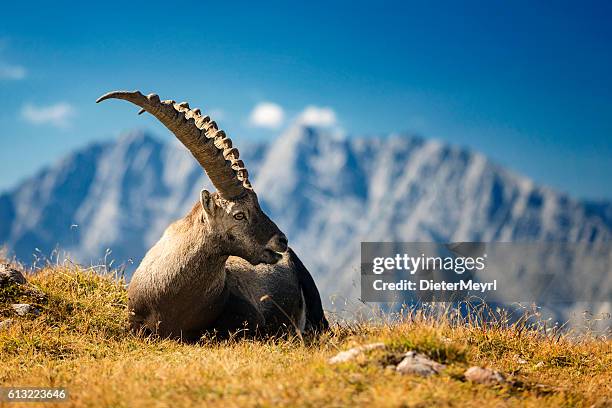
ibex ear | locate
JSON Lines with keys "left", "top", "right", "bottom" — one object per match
{"left": 200, "top": 189, "right": 215, "bottom": 222}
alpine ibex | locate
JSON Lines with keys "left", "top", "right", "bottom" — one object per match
{"left": 97, "top": 90, "right": 328, "bottom": 341}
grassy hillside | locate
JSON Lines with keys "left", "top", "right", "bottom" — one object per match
{"left": 1, "top": 262, "right": 611, "bottom": 407}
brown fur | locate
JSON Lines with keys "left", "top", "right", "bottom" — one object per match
{"left": 128, "top": 191, "right": 291, "bottom": 341}
{"left": 99, "top": 90, "right": 328, "bottom": 341}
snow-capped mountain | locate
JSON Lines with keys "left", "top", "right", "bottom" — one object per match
{"left": 0, "top": 126, "right": 610, "bottom": 319}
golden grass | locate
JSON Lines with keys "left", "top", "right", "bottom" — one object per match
{"left": 1, "top": 264, "right": 611, "bottom": 407}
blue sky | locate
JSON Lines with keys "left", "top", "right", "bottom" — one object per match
{"left": 0, "top": 1, "right": 610, "bottom": 199}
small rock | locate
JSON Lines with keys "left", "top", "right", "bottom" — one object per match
{"left": 395, "top": 351, "right": 446, "bottom": 377}
{"left": 534, "top": 361, "right": 545, "bottom": 369}
{"left": 328, "top": 342, "right": 386, "bottom": 364}
{"left": 464, "top": 366, "right": 506, "bottom": 385}
{"left": 513, "top": 354, "right": 528, "bottom": 364}
{"left": 347, "top": 373, "right": 364, "bottom": 384}
{"left": 0, "top": 319, "right": 14, "bottom": 330}
{"left": 11, "top": 303, "right": 40, "bottom": 317}
{"left": 0, "top": 264, "right": 26, "bottom": 286}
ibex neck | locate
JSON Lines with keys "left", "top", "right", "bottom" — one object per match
{"left": 140, "top": 203, "right": 228, "bottom": 301}
{"left": 171, "top": 206, "right": 228, "bottom": 296}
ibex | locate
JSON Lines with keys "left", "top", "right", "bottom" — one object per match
{"left": 96, "top": 90, "right": 327, "bottom": 341}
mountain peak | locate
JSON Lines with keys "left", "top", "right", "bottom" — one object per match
{"left": 1, "top": 129, "right": 610, "bottom": 322}
{"left": 115, "top": 130, "right": 161, "bottom": 149}
{"left": 280, "top": 124, "right": 346, "bottom": 146}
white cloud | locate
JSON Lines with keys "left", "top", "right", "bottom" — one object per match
{"left": 0, "top": 63, "right": 26, "bottom": 80}
{"left": 249, "top": 102, "right": 285, "bottom": 129}
{"left": 21, "top": 102, "right": 76, "bottom": 128}
{"left": 297, "top": 105, "right": 337, "bottom": 127}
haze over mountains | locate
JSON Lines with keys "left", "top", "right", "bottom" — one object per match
{"left": 0, "top": 125, "right": 610, "bottom": 322}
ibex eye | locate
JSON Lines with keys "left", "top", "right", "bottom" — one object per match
{"left": 233, "top": 212, "right": 246, "bottom": 220}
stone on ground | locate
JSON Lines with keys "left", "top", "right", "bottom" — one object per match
{"left": 464, "top": 366, "right": 506, "bottom": 385}
{"left": 0, "top": 264, "right": 26, "bottom": 286}
{"left": 0, "top": 319, "right": 14, "bottom": 330}
{"left": 395, "top": 351, "right": 446, "bottom": 377}
{"left": 328, "top": 343, "right": 386, "bottom": 364}
{"left": 11, "top": 303, "right": 40, "bottom": 317}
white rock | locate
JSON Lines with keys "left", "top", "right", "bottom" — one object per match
{"left": 464, "top": 366, "right": 506, "bottom": 385}
{"left": 328, "top": 342, "right": 386, "bottom": 364}
{"left": 513, "top": 354, "right": 528, "bottom": 364}
{"left": 395, "top": 351, "right": 446, "bottom": 377}
{"left": 11, "top": 303, "right": 40, "bottom": 317}
{"left": 0, "top": 319, "right": 14, "bottom": 330}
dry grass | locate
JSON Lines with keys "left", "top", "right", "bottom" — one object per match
{"left": 1, "top": 263, "right": 611, "bottom": 407}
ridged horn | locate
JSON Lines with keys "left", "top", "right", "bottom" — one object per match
{"left": 96, "top": 90, "right": 251, "bottom": 199}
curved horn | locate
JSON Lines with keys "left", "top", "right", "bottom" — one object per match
{"left": 97, "top": 90, "right": 251, "bottom": 199}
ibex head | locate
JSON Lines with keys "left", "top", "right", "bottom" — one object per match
{"left": 97, "top": 90, "right": 287, "bottom": 265}
{"left": 200, "top": 189, "right": 287, "bottom": 264}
